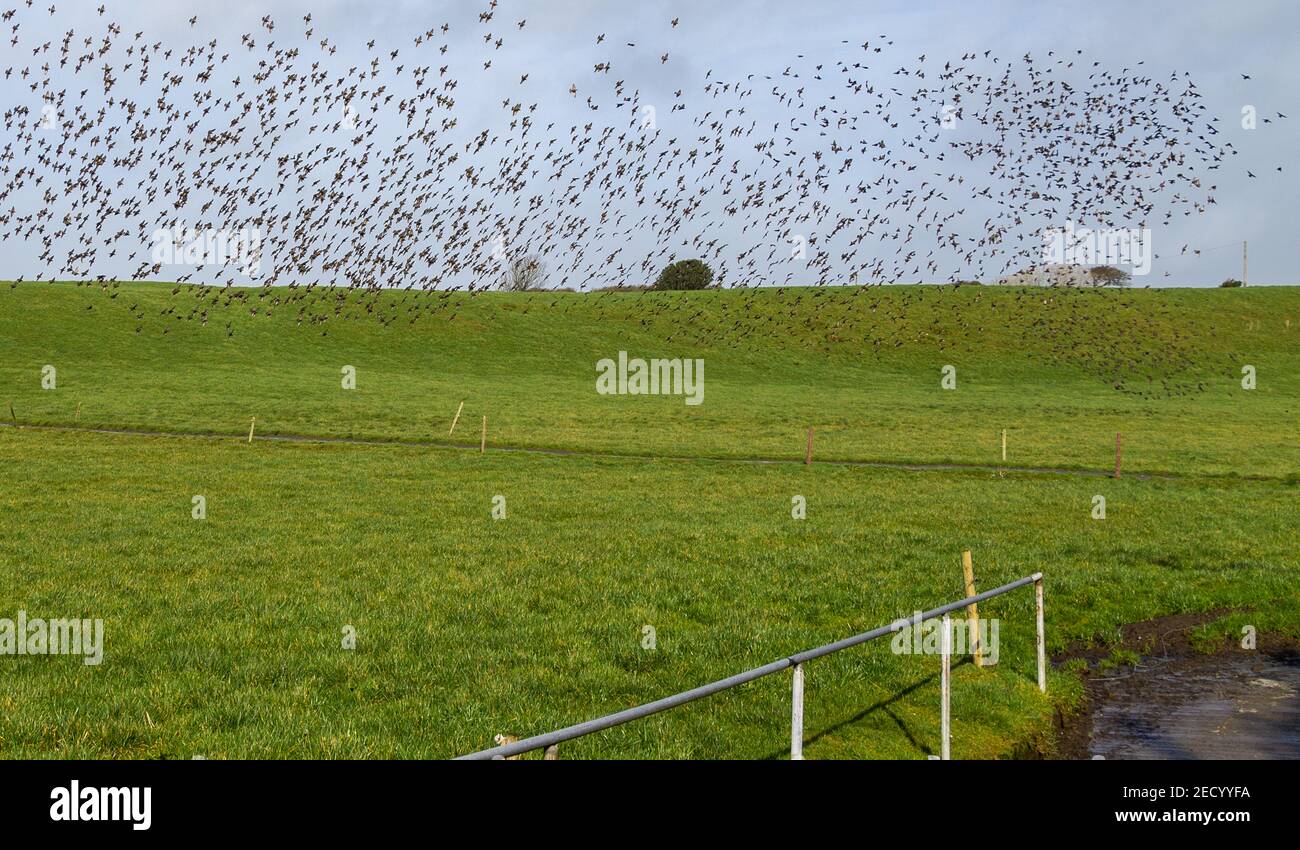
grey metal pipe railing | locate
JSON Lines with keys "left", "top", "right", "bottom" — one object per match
{"left": 457, "top": 572, "right": 1044, "bottom": 760}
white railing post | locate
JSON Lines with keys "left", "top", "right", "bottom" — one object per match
{"left": 790, "top": 662, "right": 805, "bottom": 760}
{"left": 940, "top": 613, "right": 951, "bottom": 760}
{"left": 1035, "top": 576, "right": 1046, "bottom": 693}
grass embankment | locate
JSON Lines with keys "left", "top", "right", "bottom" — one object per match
{"left": 2, "top": 282, "right": 1297, "bottom": 477}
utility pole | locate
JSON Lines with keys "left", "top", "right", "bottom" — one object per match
{"left": 1243, "top": 240, "right": 1248, "bottom": 287}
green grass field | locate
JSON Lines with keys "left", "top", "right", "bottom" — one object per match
{"left": 3, "top": 282, "right": 1297, "bottom": 476}
{"left": 1, "top": 282, "right": 1297, "bottom": 759}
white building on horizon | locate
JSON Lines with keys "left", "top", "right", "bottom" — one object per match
{"left": 993, "top": 264, "right": 1097, "bottom": 287}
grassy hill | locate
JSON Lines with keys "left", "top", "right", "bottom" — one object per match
{"left": 1, "top": 281, "right": 1297, "bottom": 759}
{"left": 2, "top": 282, "right": 1297, "bottom": 476}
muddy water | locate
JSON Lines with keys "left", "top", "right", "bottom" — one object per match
{"left": 1089, "top": 653, "right": 1300, "bottom": 759}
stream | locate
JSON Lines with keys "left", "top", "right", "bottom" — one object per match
{"left": 1088, "top": 652, "right": 1300, "bottom": 759}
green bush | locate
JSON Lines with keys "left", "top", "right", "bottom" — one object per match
{"left": 654, "top": 259, "right": 714, "bottom": 291}
{"left": 1220, "top": 279, "right": 1244, "bottom": 288}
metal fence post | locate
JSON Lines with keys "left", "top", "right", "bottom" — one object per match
{"left": 940, "top": 613, "right": 951, "bottom": 760}
{"left": 791, "top": 662, "right": 805, "bottom": 760}
{"left": 1035, "top": 576, "right": 1046, "bottom": 693}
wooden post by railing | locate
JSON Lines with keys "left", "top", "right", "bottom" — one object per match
{"left": 961, "top": 550, "right": 984, "bottom": 668}
{"left": 247, "top": 416, "right": 256, "bottom": 443}
{"left": 804, "top": 428, "right": 814, "bottom": 466}
{"left": 940, "top": 613, "right": 952, "bottom": 760}
{"left": 480, "top": 415, "right": 487, "bottom": 454}
{"left": 790, "top": 663, "right": 805, "bottom": 760}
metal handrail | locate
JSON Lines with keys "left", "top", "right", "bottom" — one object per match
{"left": 457, "top": 572, "right": 1046, "bottom": 760}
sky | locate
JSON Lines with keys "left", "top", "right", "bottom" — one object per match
{"left": 1, "top": 0, "right": 1296, "bottom": 286}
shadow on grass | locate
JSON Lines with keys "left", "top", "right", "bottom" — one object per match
{"left": 761, "top": 659, "right": 978, "bottom": 760}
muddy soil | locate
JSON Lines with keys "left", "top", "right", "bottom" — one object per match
{"left": 1050, "top": 610, "right": 1300, "bottom": 760}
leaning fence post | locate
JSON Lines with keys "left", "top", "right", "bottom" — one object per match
{"left": 940, "top": 613, "right": 951, "bottom": 760}
{"left": 1034, "top": 575, "right": 1046, "bottom": 694}
{"left": 449, "top": 401, "right": 465, "bottom": 437}
{"left": 790, "top": 662, "right": 805, "bottom": 760}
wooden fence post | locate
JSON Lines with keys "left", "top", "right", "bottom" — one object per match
{"left": 961, "top": 550, "right": 984, "bottom": 668}
{"left": 449, "top": 401, "right": 464, "bottom": 437}
{"left": 804, "top": 427, "right": 814, "bottom": 466}
{"left": 480, "top": 415, "right": 487, "bottom": 454}
{"left": 247, "top": 416, "right": 256, "bottom": 444}
{"left": 1001, "top": 429, "right": 1007, "bottom": 462}
{"left": 1114, "top": 432, "right": 1123, "bottom": 479}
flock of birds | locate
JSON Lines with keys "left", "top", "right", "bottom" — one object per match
{"left": 0, "top": 2, "right": 1279, "bottom": 395}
